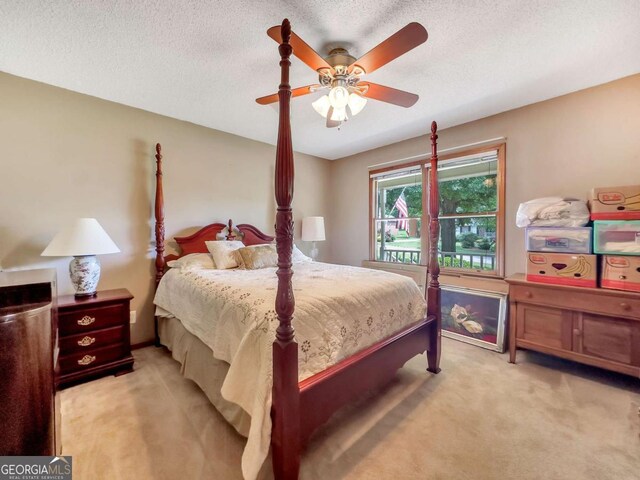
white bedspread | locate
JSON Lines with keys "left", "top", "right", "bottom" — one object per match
{"left": 154, "top": 261, "right": 426, "bottom": 479}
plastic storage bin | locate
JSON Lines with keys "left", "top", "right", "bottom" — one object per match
{"left": 593, "top": 220, "right": 640, "bottom": 255}
{"left": 525, "top": 226, "right": 592, "bottom": 253}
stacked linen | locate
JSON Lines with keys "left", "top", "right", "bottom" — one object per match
{"left": 516, "top": 197, "right": 590, "bottom": 228}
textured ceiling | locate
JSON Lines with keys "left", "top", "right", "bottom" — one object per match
{"left": 2, "top": 1, "right": 640, "bottom": 160}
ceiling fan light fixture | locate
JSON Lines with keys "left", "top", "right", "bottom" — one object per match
{"left": 347, "top": 93, "right": 367, "bottom": 116}
{"left": 328, "top": 85, "right": 349, "bottom": 109}
{"left": 330, "top": 106, "right": 347, "bottom": 122}
{"left": 312, "top": 95, "right": 331, "bottom": 118}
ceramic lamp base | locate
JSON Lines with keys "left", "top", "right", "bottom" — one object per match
{"left": 69, "top": 255, "right": 101, "bottom": 297}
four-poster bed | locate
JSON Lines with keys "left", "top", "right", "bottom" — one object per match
{"left": 152, "top": 19, "right": 441, "bottom": 480}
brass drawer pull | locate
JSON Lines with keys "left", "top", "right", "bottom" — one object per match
{"left": 524, "top": 291, "right": 533, "bottom": 298}
{"left": 77, "top": 355, "right": 96, "bottom": 366}
{"left": 620, "top": 303, "right": 631, "bottom": 311}
{"left": 77, "top": 315, "right": 96, "bottom": 326}
{"left": 77, "top": 336, "right": 96, "bottom": 347}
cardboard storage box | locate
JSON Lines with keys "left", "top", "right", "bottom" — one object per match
{"left": 600, "top": 255, "right": 640, "bottom": 293}
{"left": 590, "top": 185, "right": 640, "bottom": 220}
{"left": 593, "top": 220, "right": 640, "bottom": 255}
{"left": 526, "top": 253, "right": 597, "bottom": 288}
{"left": 525, "top": 226, "right": 592, "bottom": 253}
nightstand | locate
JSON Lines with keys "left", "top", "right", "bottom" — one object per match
{"left": 57, "top": 288, "right": 134, "bottom": 388}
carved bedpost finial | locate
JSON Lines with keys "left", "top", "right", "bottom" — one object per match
{"left": 227, "top": 219, "right": 236, "bottom": 240}
{"left": 431, "top": 120, "right": 437, "bottom": 134}
{"left": 281, "top": 18, "right": 291, "bottom": 44}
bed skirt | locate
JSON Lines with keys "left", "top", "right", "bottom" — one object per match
{"left": 157, "top": 315, "right": 252, "bottom": 437}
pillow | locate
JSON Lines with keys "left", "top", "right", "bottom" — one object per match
{"left": 292, "top": 244, "right": 312, "bottom": 263}
{"left": 205, "top": 240, "right": 245, "bottom": 269}
{"left": 235, "top": 244, "right": 278, "bottom": 270}
{"left": 166, "top": 253, "right": 215, "bottom": 270}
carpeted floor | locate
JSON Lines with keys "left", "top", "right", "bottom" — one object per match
{"left": 61, "top": 338, "right": 640, "bottom": 479}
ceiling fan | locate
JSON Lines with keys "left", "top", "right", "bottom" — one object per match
{"left": 256, "top": 22, "right": 428, "bottom": 128}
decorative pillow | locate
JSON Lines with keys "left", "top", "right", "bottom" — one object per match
{"left": 205, "top": 240, "right": 245, "bottom": 269}
{"left": 235, "top": 244, "right": 278, "bottom": 270}
{"left": 166, "top": 253, "right": 215, "bottom": 270}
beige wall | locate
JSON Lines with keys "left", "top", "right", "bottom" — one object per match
{"left": 0, "top": 72, "right": 332, "bottom": 344}
{"left": 329, "top": 74, "right": 640, "bottom": 286}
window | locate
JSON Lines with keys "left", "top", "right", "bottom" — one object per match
{"left": 369, "top": 144, "right": 505, "bottom": 277}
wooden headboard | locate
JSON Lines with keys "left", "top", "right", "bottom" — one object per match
{"left": 171, "top": 219, "right": 274, "bottom": 257}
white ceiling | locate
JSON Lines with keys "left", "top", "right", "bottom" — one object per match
{"left": 2, "top": 1, "right": 639, "bottom": 160}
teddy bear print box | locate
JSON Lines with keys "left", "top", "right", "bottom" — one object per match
{"left": 516, "top": 184, "right": 640, "bottom": 292}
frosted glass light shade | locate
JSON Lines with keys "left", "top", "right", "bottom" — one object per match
{"left": 312, "top": 95, "right": 331, "bottom": 118}
{"left": 348, "top": 93, "right": 367, "bottom": 116}
{"left": 302, "top": 217, "right": 326, "bottom": 242}
{"left": 42, "top": 218, "right": 120, "bottom": 257}
{"left": 330, "top": 107, "right": 347, "bottom": 122}
{"left": 328, "top": 86, "right": 349, "bottom": 109}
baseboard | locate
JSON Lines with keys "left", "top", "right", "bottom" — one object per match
{"left": 131, "top": 340, "right": 155, "bottom": 350}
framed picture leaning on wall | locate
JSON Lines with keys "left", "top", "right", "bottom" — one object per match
{"left": 441, "top": 285, "right": 508, "bottom": 352}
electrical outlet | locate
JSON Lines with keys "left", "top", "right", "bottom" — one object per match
{"left": 130, "top": 310, "right": 136, "bottom": 324}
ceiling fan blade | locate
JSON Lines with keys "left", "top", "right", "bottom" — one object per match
{"left": 359, "top": 82, "right": 419, "bottom": 108}
{"left": 267, "top": 26, "right": 334, "bottom": 73}
{"left": 256, "top": 84, "right": 321, "bottom": 105}
{"left": 349, "top": 23, "right": 428, "bottom": 75}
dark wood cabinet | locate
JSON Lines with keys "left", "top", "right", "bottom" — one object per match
{"left": 507, "top": 274, "right": 640, "bottom": 378}
{"left": 57, "top": 289, "right": 134, "bottom": 388}
{"left": 0, "top": 269, "right": 60, "bottom": 456}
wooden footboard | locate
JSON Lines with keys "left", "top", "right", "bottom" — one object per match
{"left": 299, "top": 317, "right": 436, "bottom": 445}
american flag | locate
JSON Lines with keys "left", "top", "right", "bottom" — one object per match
{"left": 394, "top": 193, "right": 409, "bottom": 230}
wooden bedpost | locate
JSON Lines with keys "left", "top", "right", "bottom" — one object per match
{"left": 154, "top": 143, "right": 166, "bottom": 285}
{"left": 426, "top": 121, "right": 442, "bottom": 374}
{"left": 154, "top": 143, "right": 165, "bottom": 347}
{"left": 271, "top": 18, "right": 301, "bottom": 480}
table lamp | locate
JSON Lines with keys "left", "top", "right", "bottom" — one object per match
{"left": 301, "top": 216, "right": 325, "bottom": 261}
{"left": 41, "top": 218, "right": 120, "bottom": 297}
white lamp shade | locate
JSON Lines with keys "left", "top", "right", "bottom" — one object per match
{"left": 42, "top": 218, "right": 120, "bottom": 257}
{"left": 302, "top": 217, "right": 326, "bottom": 242}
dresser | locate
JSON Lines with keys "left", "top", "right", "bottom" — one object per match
{"left": 506, "top": 274, "right": 640, "bottom": 378}
{"left": 57, "top": 289, "right": 134, "bottom": 388}
{"left": 0, "top": 269, "right": 60, "bottom": 455}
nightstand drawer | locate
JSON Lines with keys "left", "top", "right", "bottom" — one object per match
{"left": 59, "top": 304, "right": 125, "bottom": 336}
{"left": 58, "top": 344, "right": 127, "bottom": 374}
{"left": 59, "top": 325, "right": 126, "bottom": 354}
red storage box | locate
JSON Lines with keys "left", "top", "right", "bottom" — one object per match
{"left": 526, "top": 252, "right": 597, "bottom": 288}
{"left": 600, "top": 255, "right": 640, "bottom": 293}
{"left": 589, "top": 185, "right": 640, "bottom": 220}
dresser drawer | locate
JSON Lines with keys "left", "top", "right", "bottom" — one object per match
{"left": 58, "top": 344, "right": 127, "bottom": 374}
{"left": 510, "top": 284, "right": 640, "bottom": 320}
{"left": 59, "top": 325, "right": 126, "bottom": 354}
{"left": 59, "top": 304, "right": 125, "bottom": 335}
